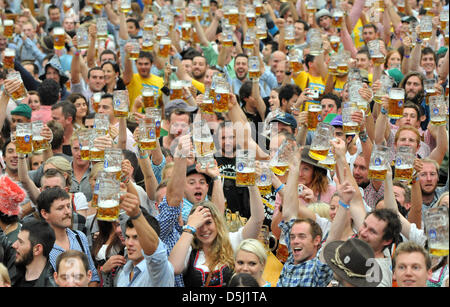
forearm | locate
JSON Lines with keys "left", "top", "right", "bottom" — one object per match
{"left": 0, "top": 92, "right": 9, "bottom": 130}
{"left": 138, "top": 153, "right": 158, "bottom": 201}
{"left": 242, "top": 185, "right": 265, "bottom": 239}
{"left": 211, "top": 179, "right": 225, "bottom": 215}
{"left": 282, "top": 161, "right": 300, "bottom": 221}
{"left": 18, "top": 156, "right": 40, "bottom": 204}
{"left": 407, "top": 180, "right": 423, "bottom": 229}
{"left": 133, "top": 213, "right": 159, "bottom": 255}
{"left": 374, "top": 113, "right": 389, "bottom": 145}
{"left": 104, "top": 3, "right": 120, "bottom": 25}
{"left": 169, "top": 232, "right": 193, "bottom": 274}
{"left": 295, "top": 126, "right": 308, "bottom": 146}
{"left": 87, "top": 35, "right": 97, "bottom": 68}
{"left": 349, "top": 0, "right": 365, "bottom": 30}
{"left": 70, "top": 53, "right": 81, "bottom": 85}
{"left": 428, "top": 125, "right": 448, "bottom": 165}
{"left": 119, "top": 12, "right": 130, "bottom": 40}
{"left": 409, "top": 43, "right": 421, "bottom": 72}
{"left": 117, "top": 118, "right": 127, "bottom": 150}
{"left": 166, "top": 157, "right": 187, "bottom": 207}
{"left": 438, "top": 49, "right": 449, "bottom": 81}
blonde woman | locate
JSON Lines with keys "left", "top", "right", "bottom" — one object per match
{"left": 234, "top": 239, "right": 270, "bottom": 287}
{"left": 0, "top": 263, "right": 11, "bottom": 287}
{"left": 169, "top": 184, "right": 264, "bottom": 287}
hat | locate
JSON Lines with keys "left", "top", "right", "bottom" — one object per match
{"left": 323, "top": 113, "right": 343, "bottom": 127}
{"left": 270, "top": 112, "right": 298, "bottom": 130}
{"left": 39, "top": 55, "right": 69, "bottom": 84}
{"left": 316, "top": 9, "right": 331, "bottom": 23}
{"left": 401, "top": 16, "right": 418, "bottom": 24}
{"left": 324, "top": 238, "right": 383, "bottom": 287}
{"left": 437, "top": 46, "right": 448, "bottom": 56}
{"left": 186, "top": 164, "right": 212, "bottom": 184}
{"left": 48, "top": 21, "right": 62, "bottom": 33}
{"left": 164, "top": 99, "right": 198, "bottom": 118}
{"left": 0, "top": 176, "right": 26, "bottom": 216}
{"left": 387, "top": 68, "right": 404, "bottom": 86}
{"left": 11, "top": 104, "right": 32, "bottom": 119}
{"left": 300, "top": 146, "right": 328, "bottom": 171}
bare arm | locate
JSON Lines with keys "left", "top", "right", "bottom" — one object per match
{"left": 407, "top": 160, "right": 424, "bottom": 229}
{"left": 86, "top": 24, "right": 98, "bottom": 69}
{"left": 18, "top": 154, "right": 40, "bottom": 205}
{"left": 428, "top": 124, "right": 448, "bottom": 165}
{"left": 166, "top": 135, "right": 190, "bottom": 207}
{"left": 241, "top": 185, "right": 265, "bottom": 239}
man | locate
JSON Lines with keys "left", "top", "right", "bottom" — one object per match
{"left": 46, "top": 120, "right": 72, "bottom": 162}
{"left": 191, "top": 55, "right": 208, "bottom": 84}
{"left": 116, "top": 192, "right": 174, "bottom": 287}
{"left": 418, "top": 158, "right": 449, "bottom": 213}
{"left": 315, "top": 9, "right": 336, "bottom": 35}
{"left": 270, "top": 113, "right": 298, "bottom": 136}
{"left": 420, "top": 47, "right": 438, "bottom": 80}
{"left": 262, "top": 41, "right": 279, "bottom": 68}
{"left": 320, "top": 93, "right": 342, "bottom": 119}
{"left": 361, "top": 24, "right": 378, "bottom": 45}
{"left": 123, "top": 51, "right": 164, "bottom": 111}
{"left": 126, "top": 18, "right": 142, "bottom": 38}
{"left": 277, "top": 148, "right": 333, "bottom": 287}
{"left": 398, "top": 72, "right": 429, "bottom": 130}
{"left": 70, "top": 66, "right": 106, "bottom": 111}
{"left": 392, "top": 241, "right": 432, "bottom": 287}
{"left": 268, "top": 51, "right": 287, "bottom": 77}
{"left": 47, "top": 5, "right": 62, "bottom": 29}
{"left": 355, "top": 49, "right": 372, "bottom": 72}
{"left": 51, "top": 100, "right": 77, "bottom": 156}
{"left": 10, "top": 104, "right": 32, "bottom": 132}
{"left": 161, "top": 102, "right": 196, "bottom": 152}
{"left": 68, "top": 131, "right": 94, "bottom": 202}
{"left": 0, "top": 219, "right": 56, "bottom": 287}
{"left": 353, "top": 153, "right": 370, "bottom": 189}
{"left": 54, "top": 250, "right": 93, "bottom": 287}
{"left": 278, "top": 83, "right": 301, "bottom": 114}
{"left": 293, "top": 19, "right": 308, "bottom": 49}
{"left": 38, "top": 55, "right": 71, "bottom": 100}
{"left": 36, "top": 187, "right": 100, "bottom": 286}
{"left": 11, "top": 22, "right": 46, "bottom": 71}
{"left": 293, "top": 54, "right": 327, "bottom": 103}
{"left": 97, "top": 94, "right": 138, "bottom": 155}
{"left": 275, "top": 61, "right": 287, "bottom": 86}
{"left": 393, "top": 181, "right": 412, "bottom": 217}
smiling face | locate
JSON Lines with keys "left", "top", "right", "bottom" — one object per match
{"left": 234, "top": 250, "right": 264, "bottom": 281}
{"left": 4, "top": 142, "right": 18, "bottom": 173}
{"left": 289, "top": 222, "right": 321, "bottom": 264}
{"left": 418, "top": 162, "right": 439, "bottom": 196}
{"left": 394, "top": 252, "right": 431, "bottom": 287}
{"left": 420, "top": 53, "right": 436, "bottom": 74}
{"left": 194, "top": 210, "right": 217, "bottom": 247}
{"left": 102, "top": 63, "right": 118, "bottom": 85}
{"left": 234, "top": 56, "right": 248, "bottom": 81}
{"left": 357, "top": 214, "right": 390, "bottom": 254}
{"left": 74, "top": 98, "right": 88, "bottom": 120}
{"left": 184, "top": 173, "right": 209, "bottom": 204}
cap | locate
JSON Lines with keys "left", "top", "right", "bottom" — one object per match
{"left": 11, "top": 104, "right": 32, "bottom": 119}
{"left": 322, "top": 113, "right": 342, "bottom": 127}
{"left": 387, "top": 68, "right": 404, "bottom": 86}
{"left": 270, "top": 112, "right": 298, "bottom": 130}
{"left": 164, "top": 99, "right": 198, "bottom": 118}
{"left": 186, "top": 164, "right": 212, "bottom": 184}
{"left": 316, "top": 9, "right": 332, "bottom": 23}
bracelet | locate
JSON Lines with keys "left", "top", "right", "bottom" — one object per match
{"left": 380, "top": 106, "right": 388, "bottom": 115}
{"left": 130, "top": 210, "right": 142, "bottom": 220}
{"left": 404, "top": 54, "right": 410, "bottom": 59}
{"left": 182, "top": 225, "right": 196, "bottom": 235}
{"left": 274, "top": 184, "right": 285, "bottom": 194}
{"left": 339, "top": 200, "right": 350, "bottom": 209}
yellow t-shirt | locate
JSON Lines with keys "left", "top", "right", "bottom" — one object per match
{"left": 191, "top": 79, "right": 205, "bottom": 94}
{"left": 293, "top": 71, "right": 326, "bottom": 110}
{"left": 126, "top": 73, "right": 164, "bottom": 110}
{"left": 353, "top": 19, "right": 365, "bottom": 50}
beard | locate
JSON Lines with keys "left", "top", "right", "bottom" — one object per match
{"left": 406, "top": 90, "right": 424, "bottom": 105}
{"left": 16, "top": 248, "right": 34, "bottom": 267}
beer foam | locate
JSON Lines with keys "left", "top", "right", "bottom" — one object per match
{"left": 105, "top": 166, "right": 121, "bottom": 173}
{"left": 98, "top": 199, "right": 119, "bottom": 208}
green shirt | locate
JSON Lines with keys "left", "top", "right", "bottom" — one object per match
{"left": 200, "top": 43, "right": 236, "bottom": 79}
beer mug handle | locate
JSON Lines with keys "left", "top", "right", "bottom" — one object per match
{"left": 269, "top": 233, "right": 278, "bottom": 253}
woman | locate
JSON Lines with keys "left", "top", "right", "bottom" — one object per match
{"left": 169, "top": 184, "right": 264, "bottom": 287}
{"left": 67, "top": 93, "right": 89, "bottom": 129}
{"left": 101, "top": 60, "right": 126, "bottom": 93}
{"left": 385, "top": 50, "right": 403, "bottom": 70}
{"left": 27, "top": 90, "right": 41, "bottom": 112}
{"left": 268, "top": 89, "right": 280, "bottom": 112}
{"left": 234, "top": 239, "right": 269, "bottom": 287}
{"left": 29, "top": 153, "right": 44, "bottom": 170}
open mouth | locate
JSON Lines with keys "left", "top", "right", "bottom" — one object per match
{"left": 194, "top": 192, "right": 203, "bottom": 201}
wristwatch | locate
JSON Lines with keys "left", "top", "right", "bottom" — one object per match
{"left": 359, "top": 130, "right": 368, "bottom": 143}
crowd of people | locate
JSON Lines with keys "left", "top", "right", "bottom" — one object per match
{"left": 0, "top": 0, "right": 448, "bottom": 288}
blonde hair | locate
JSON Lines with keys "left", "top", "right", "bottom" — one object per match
{"left": 90, "top": 162, "right": 105, "bottom": 181}
{"left": 437, "top": 192, "right": 449, "bottom": 207}
{"left": 190, "top": 201, "right": 235, "bottom": 271}
{"left": 44, "top": 156, "right": 72, "bottom": 186}
{"left": 235, "top": 239, "right": 267, "bottom": 267}
{"left": 394, "top": 125, "right": 421, "bottom": 148}
{"left": 308, "top": 202, "right": 331, "bottom": 220}
{"left": 0, "top": 263, "right": 11, "bottom": 286}
{"left": 162, "top": 162, "right": 174, "bottom": 181}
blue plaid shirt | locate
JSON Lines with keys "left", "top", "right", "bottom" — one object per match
{"left": 276, "top": 219, "right": 333, "bottom": 287}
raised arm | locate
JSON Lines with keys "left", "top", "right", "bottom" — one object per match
{"left": 166, "top": 134, "right": 190, "bottom": 207}
{"left": 241, "top": 182, "right": 266, "bottom": 240}
{"left": 407, "top": 159, "right": 424, "bottom": 229}
{"left": 428, "top": 123, "right": 448, "bottom": 165}
{"left": 281, "top": 146, "right": 301, "bottom": 221}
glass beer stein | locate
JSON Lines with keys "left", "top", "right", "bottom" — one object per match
{"left": 309, "top": 123, "right": 334, "bottom": 161}
{"left": 97, "top": 178, "right": 121, "bottom": 221}
{"left": 394, "top": 146, "right": 415, "bottom": 182}
{"left": 104, "top": 148, "right": 123, "bottom": 181}
{"left": 15, "top": 123, "right": 33, "bottom": 154}
{"left": 236, "top": 149, "right": 256, "bottom": 186}
{"left": 368, "top": 145, "right": 390, "bottom": 181}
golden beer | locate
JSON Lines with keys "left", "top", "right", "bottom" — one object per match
{"left": 420, "top": 31, "right": 432, "bottom": 40}
{"left": 236, "top": 169, "right": 256, "bottom": 186}
{"left": 170, "top": 87, "right": 183, "bottom": 100}
{"left": 441, "top": 20, "right": 448, "bottom": 30}
{"left": 243, "top": 40, "right": 254, "bottom": 50}
{"left": 284, "top": 38, "right": 295, "bottom": 46}
{"left": 319, "top": 159, "right": 336, "bottom": 171}
{"left": 194, "top": 140, "right": 215, "bottom": 156}
{"left": 3, "top": 49, "right": 15, "bottom": 70}
{"left": 306, "top": 8, "right": 316, "bottom": 14}
{"left": 97, "top": 200, "right": 120, "bottom": 221}
{"left": 257, "top": 31, "right": 267, "bottom": 40}
{"left": 423, "top": 0, "right": 433, "bottom": 10}
{"left": 255, "top": 5, "right": 262, "bottom": 16}
{"left": 91, "top": 193, "right": 98, "bottom": 208}
{"left": 228, "top": 10, "right": 239, "bottom": 26}
{"left": 182, "top": 27, "right": 191, "bottom": 41}
{"left": 214, "top": 90, "right": 230, "bottom": 113}
{"left": 371, "top": 56, "right": 385, "bottom": 66}
{"left": 114, "top": 109, "right": 129, "bottom": 118}
{"left": 15, "top": 135, "right": 33, "bottom": 154}
{"left": 142, "top": 42, "right": 153, "bottom": 52}
{"left": 328, "top": 65, "right": 337, "bottom": 75}
{"left": 330, "top": 41, "right": 340, "bottom": 53}
{"left": 53, "top": 27, "right": 66, "bottom": 50}
{"left": 276, "top": 243, "right": 289, "bottom": 263}
{"left": 143, "top": 92, "right": 155, "bottom": 108}
{"left": 249, "top": 70, "right": 261, "bottom": 79}
{"left": 290, "top": 60, "right": 302, "bottom": 73}
{"left": 425, "top": 89, "right": 438, "bottom": 105}
{"left": 155, "top": 121, "right": 161, "bottom": 138}
{"left": 430, "top": 115, "right": 446, "bottom": 126}
{"left": 3, "top": 20, "right": 14, "bottom": 38}
{"left": 307, "top": 105, "right": 322, "bottom": 131}
{"left": 429, "top": 245, "right": 449, "bottom": 257}
{"left": 200, "top": 99, "right": 214, "bottom": 114}
{"left": 337, "top": 64, "right": 348, "bottom": 75}
{"left": 223, "top": 38, "right": 233, "bottom": 47}
{"left": 394, "top": 165, "right": 414, "bottom": 182}
{"left": 368, "top": 166, "right": 388, "bottom": 181}
{"left": 81, "top": 148, "right": 90, "bottom": 160}
{"left": 32, "top": 136, "right": 49, "bottom": 153}
{"left": 105, "top": 166, "right": 122, "bottom": 181}
{"left": 158, "top": 39, "right": 171, "bottom": 58}
{"left": 246, "top": 15, "right": 256, "bottom": 28}
{"left": 388, "top": 97, "right": 405, "bottom": 119}
{"left": 308, "top": 146, "right": 329, "bottom": 161}
{"left": 332, "top": 15, "right": 343, "bottom": 28}
{"left": 90, "top": 148, "right": 105, "bottom": 161}
{"left": 270, "top": 163, "right": 289, "bottom": 176}
{"left": 375, "top": 0, "right": 384, "bottom": 12}
{"left": 258, "top": 184, "right": 272, "bottom": 196}
{"left": 343, "top": 122, "right": 359, "bottom": 135}
{"left": 139, "top": 138, "right": 157, "bottom": 150}
{"left": 9, "top": 82, "right": 27, "bottom": 101}
{"left": 129, "top": 51, "right": 139, "bottom": 61}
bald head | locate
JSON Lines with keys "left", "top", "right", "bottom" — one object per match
{"left": 270, "top": 51, "right": 287, "bottom": 74}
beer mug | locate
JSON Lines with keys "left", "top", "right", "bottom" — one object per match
{"left": 143, "top": 14, "right": 154, "bottom": 31}
{"left": 121, "top": 0, "right": 132, "bottom": 13}
{"left": 53, "top": 27, "right": 66, "bottom": 50}
{"left": 128, "top": 39, "right": 140, "bottom": 61}
{"left": 424, "top": 78, "right": 438, "bottom": 105}
{"left": 197, "top": 153, "right": 216, "bottom": 169}
{"left": 97, "top": 17, "right": 108, "bottom": 40}
{"left": 342, "top": 105, "right": 360, "bottom": 135}
{"left": 90, "top": 129, "right": 107, "bottom": 161}
{"left": 3, "top": 20, "right": 14, "bottom": 38}
{"left": 77, "top": 27, "right": 90, "bottom": 50}
{"left": 394, "top": 146, "right": 414, "bottom": 182}
{"left": 199, "top": 94, "right": 214, "bottom": 114}
{"left": 387, "top": 88, "right": 405, "bottom": 119}
{"left": 349, "top": 81, "right": 368, "bottom": 112}
{"left": 374, "top": 75, "right": 394, "bottom": 104}
{"left": 328, "top": 54, "right": 338, "bottom": 75}
{"left": 318, "top": 149, "right": 336, "bottom": 171}
{"left": 307, "top": 104, "right": 322, "bottom": 131}
{"left": 367, "top": 40, "right": 385, "bottom": 66}
{"left": 256, "top": 18, "right": 267, "bottom": 40}
{"left": 142, "top": 30, "right": 154, "bottom": 52}
{"left": 440, "top": 10, "right": 449, "bottom": 30}
{"left": 214, "top": 80, "right": 230, "bottom": 113}
{"left": 420, "top": 16, "right": 433, "bottom": 41}
{"left": 254, "top": 0, "right": 263, "bottom": 15}
{"left": 202, "top": 0, "right": 210, "bottom": 12}
{"left": 397, "top": 0, "right": 406, "bottom": 13}
{"left": 423, "top": 0, "right": 433, "bottom": 11}
{"left": 227, "top": 5, "right": 239, "bottom": 26}
{"left": 309, "top": 123, "right": 334, "bottom": 161}
{"left": 138, "top": 118, "right": 157, "bottom": 151}
{"left": 104, "top": 148, "right": 123, "bottom": 181}
{"left": 235, "top": 149, "right": 256, "bottom": 186}
{"left": 246, "top": 6, "right": 256, "bottom": 28}
{"left": 329, "top": 35, "right": 340, "bottom": 53}
{"left": 256, "top": 161, "right": 272, "bottom": 196}
{"left": 193, "top": 120, "right": 215, "bottom": 157}
{"left": 91, "top": 171, "right": 108, "bottom": 208}
{"left": 15, "top": 123, "right": 33, "bottom": 154}
{"left": 32, "top": 121, "right": 49, "bottom": 153}
{"left": 259, "top": 225, "right": 278, "bottom": 252}
{"left": 375, "top": 0, "right": 384, "bottom": 12}
{"left": 6, "top": 71, "right": 27, "bottom": 102}
{"left": 142, "top": 87, "right": 155, "bottom": 108}
{"left": 305, "top": 0, "right": 317, "bottom": 14}
{"left": 332, "top": 8, "right": 344, "bottom": 29}
{"left": 285, "top": 25, "right": 295, "bottom": 47}
{"left": 145, "top": 107, "right": 162, "bottom": 138}
{"left": 174, "top": 0, "right": 184, "bottom": 12}
{"left": 222, "top": 25, "right": 234, "bottom": 47}
{"left": 94, "top": 113, "right": 109, "bottom": 134}
{"left": 337, "top": 51, "right": 350, "bottom": 75}
{"left": 3, "top": 48, "right": 15, "bottom": 70}
{"left": 158, "top": 38, "right": 171, "bottom": 58}
{"left": 97, "top": 178, "right": 121, "bottom": 221}
{"left": 92, "top": 92, "right": 103, "bottom": 113}
{"left": 181, "top": 22, "right": 192, "bottom": 41}
{"left": 424, "top": 206, "right": 449, "bottom": 257}
{"left": 269, "top": 138, "right": 296, "bottom": 176}
{"left": 445, "top": 24, "right": 449, "bottom": 46}
{"left": 243, "top": 28, "right": 256, "bottom": 51}
{"left": 368, "top": 145, "right": 390, "bottom": 181}
{"left": 156, "top": 23, "right": 169, "bottom": 41}
{"left": 429, "top": 95, "right": 447, "bottom": 126}
{"left": 186, "top": 3, "right": 200, "bottom": 23}
{"left": 248, "top": 56, "right": 261, "bottom": 80}
{"left": 78, "top": 129, "right": 93, "bottom": 161}
{"left": 169, "top": 80, "right": 183, "bottom": 100}
{"left": 308, "top": 29, "right": 322, "bottom": 56}
{"left": 113, "top": 90, "right": 129, "bottom": 118}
